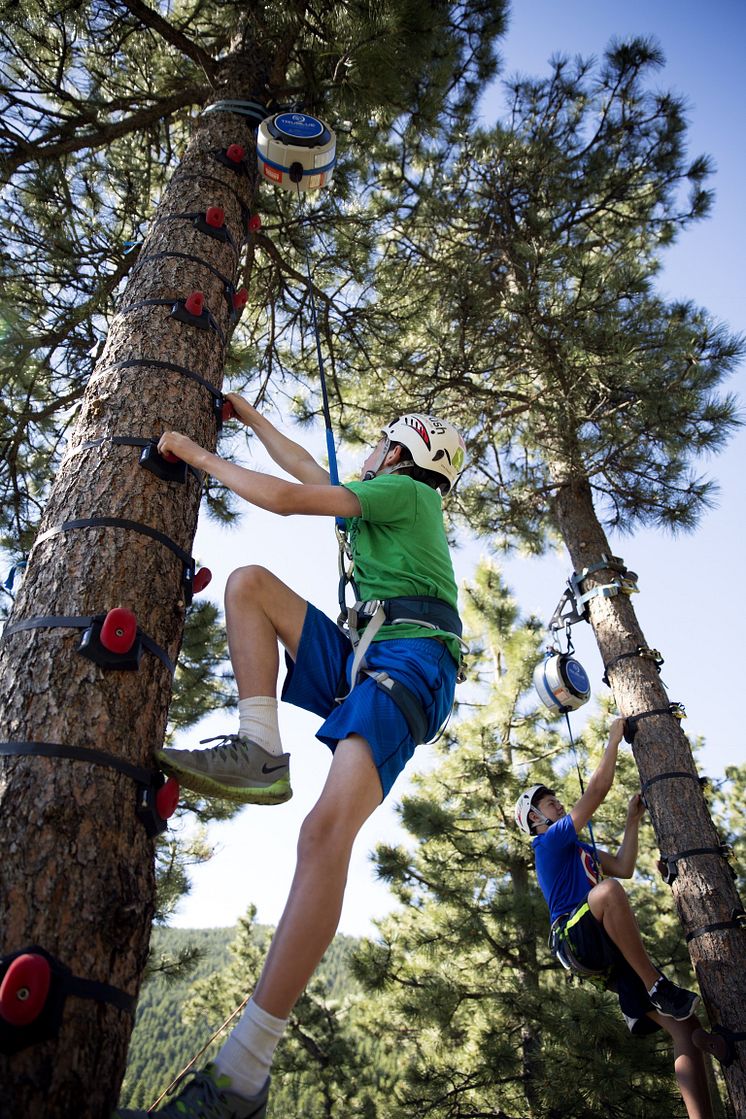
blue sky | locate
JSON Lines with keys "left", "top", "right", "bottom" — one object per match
{"left": 171, "top": 1, "right": 745, "bottom": 936}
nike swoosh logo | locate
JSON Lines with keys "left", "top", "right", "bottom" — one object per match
{"left": 262, "top": 762, "right": 286, "bottom": 775}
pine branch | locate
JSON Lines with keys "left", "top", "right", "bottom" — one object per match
{"left": 116, "top": 0, "right": 218, "bottom": 81}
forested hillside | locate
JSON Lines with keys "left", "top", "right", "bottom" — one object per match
{"left": 118, "top": 921, "right": 365, "bottom": 1112}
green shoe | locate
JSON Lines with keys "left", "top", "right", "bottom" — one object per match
{"left": 158, "top": 734, "right": 292, "bottom": 805}
{"left": 114, "top": 1064, "right": 270, "bottom": 1118}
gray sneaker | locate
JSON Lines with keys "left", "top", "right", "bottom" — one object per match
{"left": 158, "top": 734, "right": 291, "bottom": 805}
{"left": 114, "top": 1064, "right": 269, "bottom": 1117}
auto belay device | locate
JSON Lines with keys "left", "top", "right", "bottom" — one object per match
{"left": 533, "top": 641, "right": 591, "bottom": 716}
{"left": 257, "top": 112, "right": 336, "bottom": 192}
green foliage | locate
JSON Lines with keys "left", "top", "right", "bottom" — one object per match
{"left": 119, "top": 913, "right": 399, "bottom": 1117}
{"left": 119, "top": 565, "right": 739, "bottom": 1116}
{"left": 166, "top": 600, "right": 235, "bottom": 737}
{"left": 334, "top": 39, "right": 743, "bottom": 551}
{"left": 0, "top": 0, "right": 507, "bottom": 561}
{"left": 351, "top": 561, "right": 710, "bottom": 1117}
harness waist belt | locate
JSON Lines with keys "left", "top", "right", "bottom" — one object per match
{"left": 361, "top": 596, "right": 462, "bottom": 637}
{"left": 549, "top": 908, "right": 609, "bottom": 980}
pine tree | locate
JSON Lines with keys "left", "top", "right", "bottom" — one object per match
{"left": 352, "top": 562, "right": 725, "bottom": 1117}
{"left": 337, "top": 39, "right": 746, "bottom": 1109}
{"left": 0, "top": 2, "right": 507, "bottom": 1112}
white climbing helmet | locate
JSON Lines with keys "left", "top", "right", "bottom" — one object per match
{"left": 514, "top": 784, "right": 553, "bottom": 835}
{"left": 382, "top": 414, "right": 466, "bottom": 494}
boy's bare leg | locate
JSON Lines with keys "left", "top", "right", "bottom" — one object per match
{"left": 587, "top": 878, "right": 660, "bottom": 989}
{"left": 253, "top": 734, "right": 383, "bottom": 1018}
{"left": 224, "top": 565, "right": 309, "bottom": 696}
{"left": 649, "top": 1012, "right": 714, "bottom": 1119}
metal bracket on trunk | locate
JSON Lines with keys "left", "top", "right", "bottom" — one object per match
{"left": 548, "top": 554, "right": 638, "bottom": 634}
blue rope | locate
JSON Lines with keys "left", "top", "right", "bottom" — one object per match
{"left": 295, "top": 187, "right": 344, "bottom": 528}
{"left": 564, "top": 710, "right": 601, "bottom": 878}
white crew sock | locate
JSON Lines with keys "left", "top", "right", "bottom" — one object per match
{"left": 214, "top": 997, "right": 288, "bottom": 1098}
{"left": 237, "top": 696, "right": 283, "bottom": 756}
{"left": 647, "top": 973, "right": 667, "bottom": 996}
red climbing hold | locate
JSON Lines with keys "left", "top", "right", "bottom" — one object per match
{"left": 0, "top": 953, "right": 52, "bottom": 1027}
{"left": 156, "top": 776, "right": 180, "bottom": 821}
{"left": 193, "top": 567, "right": 212, "bottom": 594}
{"left": 99, "top": 608, "right": 138, "bottom": 655}
{"left": 184, "top": 291, "right": 204, "bottom": 316}
{"left": 206, "top": 206, "right": 225, "bottom": 229}
{"left": 161, "top": 449, "right": 180, "bottom": 464}
{"left": 226, "top": 144, "right": 245, "bottom": 163}
{"left": 222, "top": 399, "right": 236, "bottom": 421}
{"left": 247, "top": 214, "right": 262, "bottom": 233}
{"left": 232, "top": 288, "right": 248, "bottom": 313}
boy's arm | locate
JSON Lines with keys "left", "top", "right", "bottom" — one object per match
{"left": 598, "top": 793, "right": 646, "bottom": 879}
{"left": 569, "top": 717, "right": 626, "bottom": 834}
{"left": 225, "top": 393, "right": 331, "bottom": 485}
{"left": 158, "top": 431, "right": 361, "bottom": 517}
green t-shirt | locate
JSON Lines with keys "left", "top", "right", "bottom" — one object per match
{"left": 342, "top": 473, "right": 461, "bottom": 664}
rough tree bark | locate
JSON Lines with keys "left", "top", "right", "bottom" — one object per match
{"left": 0, "top": 44, "right": 268, "bottom": 1118}
{"left": 553, "top": 470, "right": 746, "bottom": 1115}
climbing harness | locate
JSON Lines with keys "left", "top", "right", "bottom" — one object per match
{"left": 549, "top": 904, "right": 610, "bottom": 981}
{"left": 257, "top": 112, "right": 336, "bottom": 192}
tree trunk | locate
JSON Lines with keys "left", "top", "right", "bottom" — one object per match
{"left": 552, "top": 471, "right": 746, "bottom": 1115}
{"left": 0, "top": 46, "right": 265, "bottom": 1117}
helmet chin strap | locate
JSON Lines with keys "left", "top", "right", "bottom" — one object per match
{"left": 531, "top": 808, "right": 554, "bottom": 831}
{"left": 363, "top": 437, "right": 391, "bottom": 481}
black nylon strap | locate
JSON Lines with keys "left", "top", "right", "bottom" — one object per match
{"left": 366, "top": 670, "right": 429, "bottom": 745}
{"left": 65, "top": 973, "right": 135, "bottom": 1013}
{"left": 0, "top": 740, "right": 153, "bottom": 786}
{"left": 132, "top": 250, "right": 234, "bottom": 290}
{"left": 686, "top": 910, "right": 746, "bottom": 943}
{"left": 97, "top": 357, "right": 223, "bottom": 403}
{"left": 641, "top": 771, "right": 703, "bottom": 796}
{"left": 1, "top": 616, "right": 175, "bottom": 675}
{"left": 116, "top": 298, "right": 226, "bottom": 344}
{"left": 63, "top": 436, "right": 202, "bottom": 483}
{"left": 200, "top": 98, "right": 268, "bottom": 125}
{"left": 154, "top": 212, "right": 239, "bottom": 254}
{"left": 170, "top": 170, "right": 250, "bottom": 214}
{"left": 33, "top": 516, "right": 192, "bottom": 567}
{"left": 623, "top": 706, "right": 684, "bottom": 743}
{"left": 603, "top": 646, "right": 663, "bottom": 686}
{"left": 381, "top": 595, "right": 463, "bottom": 638}
{"left": 665, "top": 844, "right": 731, "bottom": 862}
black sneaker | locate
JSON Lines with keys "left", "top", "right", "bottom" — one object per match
{"left": 648, "top": 976, "right": 700, "bottom": 1020}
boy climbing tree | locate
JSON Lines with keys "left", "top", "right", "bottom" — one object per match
{"left": 515, "top": 717, "right": 714, "bottom": 1119}
{"left": 115, "top": 398, "right": 466, "bottom": 1119}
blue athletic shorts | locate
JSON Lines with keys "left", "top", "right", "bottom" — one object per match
{"left": 281, "top": 602, "right": 458, "bottom": 799}
{"left": 564, "top": 898, "right": 661, "bottom": 1037}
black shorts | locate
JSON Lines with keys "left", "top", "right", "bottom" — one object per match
{"left": 562, "top": 899, "right": 661, "bottom": 1037}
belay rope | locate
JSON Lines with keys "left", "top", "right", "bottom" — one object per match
{"left": 293, "top": 182, "right": 354, "bottom": 622}
{"left": 292, "top": 185, "right": 464, "bottom": 745}
{"left": 563, "top": 709, "right": 601, "bottom": 880}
